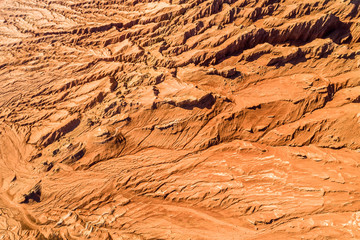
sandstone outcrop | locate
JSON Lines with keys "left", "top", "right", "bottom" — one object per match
{"left": 1, "top": 0, "right": 360, "bottom": 239}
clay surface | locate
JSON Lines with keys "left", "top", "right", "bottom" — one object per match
{"left": 1, "top": 0, "right": 360, "bottom": 239}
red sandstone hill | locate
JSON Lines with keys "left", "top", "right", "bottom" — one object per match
{"left": 1, "top": 0, "right": 360, "bottom": 239}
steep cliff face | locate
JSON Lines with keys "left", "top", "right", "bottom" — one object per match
{"left": 1, "top": 0, "right": 360, "bottom": 239}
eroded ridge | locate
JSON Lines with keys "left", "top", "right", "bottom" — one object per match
{"left": 1, "top": 0, "right": 360, "bottom": 239}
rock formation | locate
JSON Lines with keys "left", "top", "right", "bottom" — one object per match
{"left": 1, "top": 0, "right": 360, "bottom": 239}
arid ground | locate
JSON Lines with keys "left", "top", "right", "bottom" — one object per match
{"left": 1, "top": 0, "right": 360, "bottom": 239}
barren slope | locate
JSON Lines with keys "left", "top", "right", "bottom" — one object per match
{"left": 1, "top": 0, "right": 360, "bottom": 239}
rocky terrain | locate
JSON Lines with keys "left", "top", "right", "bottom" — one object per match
{"left": 1, "top": 0, "right": 360, "bottom": 239}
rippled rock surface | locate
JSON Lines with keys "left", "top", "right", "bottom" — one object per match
{"left": 1, "top": 0, "right": 360, "bottom": 239}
